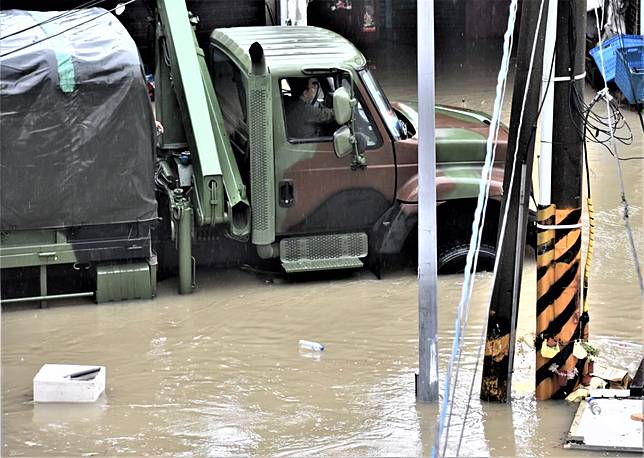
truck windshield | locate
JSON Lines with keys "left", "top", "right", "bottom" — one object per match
{"left": 359, "top": 68, "right": 402, "bottom": 140}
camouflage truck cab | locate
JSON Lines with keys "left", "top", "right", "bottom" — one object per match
{"left": 207, "top": 26, "right": 507, "bottom": 273}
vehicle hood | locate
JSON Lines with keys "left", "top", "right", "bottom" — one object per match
{"left": 391, "top": 102, "right": 507, "bottom": 164}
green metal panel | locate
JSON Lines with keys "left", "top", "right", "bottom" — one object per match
{"left": 95, "top": 262, "right": 154, "bottom": 303}
{"left": 1, "top": 229, "right": 76, "bottom": 268}
{"left": 210, "top": 26, "right": 367, "bottom": 75}
{"left": 197, "top": 46, "right": 250, "bottom": 237}
{"left": 156, "top": 34, "right": 188, "bottom": 150}
{"left": 156, "top": 0, "right": 226, "bottom": 226}
{"left": 248, "top": 72, "right": 275, "bottom": 245}
{"left": 0, "top": 228, "right": 150, "bottom": 269}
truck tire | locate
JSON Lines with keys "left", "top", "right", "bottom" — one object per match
{"left": 437, "top": 242, "right": 496, "bottom": 274}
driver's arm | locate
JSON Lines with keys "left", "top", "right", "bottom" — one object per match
{"left": 311, "top": 104, "right": 335, "bottom": 124}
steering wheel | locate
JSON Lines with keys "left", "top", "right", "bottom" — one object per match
{"left": 310, "top": 82, "right": 320, "bottom": 105}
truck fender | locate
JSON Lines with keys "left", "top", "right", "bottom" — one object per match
{"left": 371, "top": 171, "right": 505, "bottom": 256}
{"left": 369, "top": 202, "right": 417, "bottom": 256}
{"left": 397, "top": 172, "right": 504, "bottom": 204}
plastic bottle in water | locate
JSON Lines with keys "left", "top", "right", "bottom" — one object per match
{"left": 588, "top": 398, "right": 601, "bottom": 415}
{"left": 299, "top": 340, "right": 325, "bottom": 352}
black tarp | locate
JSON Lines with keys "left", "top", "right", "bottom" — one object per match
{"left": 0, "top": 8, "right": 157, "bottom": 230}
{"left": 0, "top": 1, "right": 269, "bottom": 71}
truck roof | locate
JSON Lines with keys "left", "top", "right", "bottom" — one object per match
{"left": 209, "top": 26, "right": 367, "bottom": 74}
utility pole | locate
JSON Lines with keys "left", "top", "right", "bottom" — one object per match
{"left": 480, "top": 0, "right": 549, "bottom": 402}
{"left": 416, "top": 0, "right": 439, "bottom": 403}
{"left": 535, "top": 0, "right": 587, "bottom": 400}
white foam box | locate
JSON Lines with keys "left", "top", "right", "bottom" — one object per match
{"left": 33, "top": 364, "right": 106, "bottom": 403}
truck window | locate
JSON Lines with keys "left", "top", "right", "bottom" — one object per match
{"left": 281, "top": 76, "right": 380, "bottom": 148}
{"left": 282, "top": 76, "right": 338, "bottom": 142}
{"left": 210, "top": 48, "right": 248, "bottom": 156}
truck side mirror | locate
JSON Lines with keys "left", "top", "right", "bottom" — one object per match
{"left": 333, "top": 87, "right": 354, "bottom": 125}
{"left": 333, "top": 125, "right": 354, "bottom": 158}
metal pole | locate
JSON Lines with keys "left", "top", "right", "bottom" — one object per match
{"left": 39, "top": 264, "right": 48, "bottom": 308}
{"left": 1, "top": 292, "right": 94, "bottom": 305}
{"left": 175, "top": 189, "right": 193, "bottom": 295}
{"left": 481, "top": 0, "right": 549, "bottom": 402}
{"left": 538, "top": 0, "right": 558, "bottom": 207}
{"left": 416, "top": 0, "right": 439, "bottom": 403}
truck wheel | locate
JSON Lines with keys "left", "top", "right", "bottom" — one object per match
{"left": 437, "top": 242, "right": 496, "bottom": 274}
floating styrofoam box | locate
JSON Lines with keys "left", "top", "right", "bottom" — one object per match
{"left": 33, "top": 364, "right": 106, "bottom": 403}
{"left": 565, "top": 398, "right": 644, "bottom": 453}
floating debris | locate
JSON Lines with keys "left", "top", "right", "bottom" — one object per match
{"left": 298, "top": 340, "right": 325, "bottom": 352}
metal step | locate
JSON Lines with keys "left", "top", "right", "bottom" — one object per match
{"left": 280, "top": 233, "right": 368, "bottom": 273}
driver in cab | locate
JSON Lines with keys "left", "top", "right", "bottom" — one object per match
{"left": 285, "top": 77, "right": 336, "bottom": 139}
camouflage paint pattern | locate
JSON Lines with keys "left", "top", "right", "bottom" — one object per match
{"left": 210, "top": 26, "right": 508, "bottom": 241}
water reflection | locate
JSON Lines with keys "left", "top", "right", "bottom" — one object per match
{"left": 2, "top": 36, "right": 642, "bottom": 458}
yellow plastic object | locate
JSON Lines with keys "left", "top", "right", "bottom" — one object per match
{"left": 565, "top": 388, "right": 589, "bottom": 403}
{"left": 540, "top": 340, "right": 560, "bottom": 358}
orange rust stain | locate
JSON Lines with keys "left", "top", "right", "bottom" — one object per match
{"left": 481, "top": 377, "right": 507, "bottom": 402}
{"left": 485, "top": 334, "right": 510, "bottom": 362}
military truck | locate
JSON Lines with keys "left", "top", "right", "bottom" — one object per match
{"left": 0, "top": 8, "right": 158, "bottom": 305}
{"left": 0, "top": 2, "right": 507, "bottom": 303}
{"left": 152, "top": 0, "right": 507, "bottom": 295}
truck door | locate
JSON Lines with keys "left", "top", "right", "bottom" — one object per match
{"left": 273, "top": 73, "right": 395, "bottom": 236}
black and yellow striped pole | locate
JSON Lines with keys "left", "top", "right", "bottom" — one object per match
{"left": 535, "top": 204, "right": 556, "bottom": 398}
{"left": 534, "top": 0, "right": 587, "bottom": 400}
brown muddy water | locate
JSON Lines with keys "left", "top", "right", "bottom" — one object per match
{"left": 2, "top": 41, "right": 643, "bottom": 457}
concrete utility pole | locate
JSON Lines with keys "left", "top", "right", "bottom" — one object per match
{"left": 480, "top": 0, "right": 549, "bottom": 403}
{"left": 416, "top": 0, "right": 439, "bottom": 403}
{"left": 535, "top": 0, "right": 587, "bottom": 400}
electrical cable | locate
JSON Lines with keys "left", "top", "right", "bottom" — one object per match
{"left": 453, "top": 0, "right": 548, "bottom": 454}
{"left": 611, "top": 0, "right": 644, "bottom": 132}
{"left": 432, "top": 1, "right": 524, "bottom": 456}
{"left": 447, "top": 6, "right": 556, "bottom": 455}
{"left": 442, "top": 10, "right": 525, "bottom": 453}
{"left": 565, "top": 3, "right": 639, "bottom": 161}
{"left": 580, "top": 109, "right": 595, "bottom": 339}
{"left": 0, "top": 0, "right": 138, "bottom": 59}
{"left": 593, "top": 6, "right": 644, "bottom": 294}
{"left": 0, "top": 0, "right": 108, "bottom": 41}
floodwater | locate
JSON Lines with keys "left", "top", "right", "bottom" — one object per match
{"left": 2, "top": 40, "right": 643, "bottom": 457}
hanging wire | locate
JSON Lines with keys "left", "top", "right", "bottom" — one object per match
{"left": 592, "top": 6, "right": 644, "bottom": 294}
{"left": 440, "top": 1, "right": 548, "bottom": 454}
{"left": 432, "top": 0, "right": 525, "bottom": 456}
{"left": 454, "top": 0, "right": 549, "bottom": 453}
{"left": 580, "top": 104, "right": 595, "bottom": 339}
{"left": 0, "top": 0, "right": 138, "bottom": 59}
{"left": 0, "top": 0, "right": 109, "bottom": 41}
{"left": 610, "top": 0, "right": 644, "bottom": 131}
